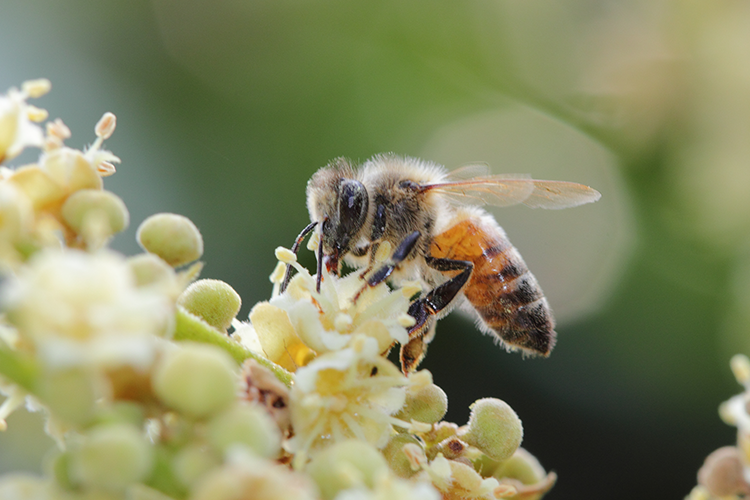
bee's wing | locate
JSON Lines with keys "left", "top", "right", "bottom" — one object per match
{"left": 442, "top": 163, "right": 491, "bottom": 180}
{"left": 422, "top": 175, "right": 601, "bottom": 209}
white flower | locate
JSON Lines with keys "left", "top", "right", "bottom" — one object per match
{"left": 1, "top": 249, "right": 174, "bottom": 370}
{"left": 0, "top": 81, "right": 48, "bottom": 163}
{"left": 286, "top": 335, "right": 411, "bottom": 466}
{"left": 249, "top": 246, "right": 415, "bottom": 371}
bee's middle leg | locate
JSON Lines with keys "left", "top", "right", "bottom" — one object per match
{"left": 401, "top": 257, "right": 473, "bottom": 372}
{"left": 365, "top": 231, "right": 421, "bottom": 287}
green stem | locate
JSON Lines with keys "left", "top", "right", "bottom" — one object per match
{"left": 173, "top": 307, "right": 293, "bottom": 387}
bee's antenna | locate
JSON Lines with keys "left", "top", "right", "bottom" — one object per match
{"left": 280, "top": 221, "right": 317, "bottom": 293}
{"left": 316, "top": 232, "right": 324, "bottom": 293}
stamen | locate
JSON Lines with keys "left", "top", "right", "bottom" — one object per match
{"left": 46, "top": 119, "right": 71, "bottom": 140}
{"left": 95, "top": 112, "right": 116, "bottom": 140}
{"left": 26, "top": 105, "right": 48, "bottom": 122}
{"left": 269, "top": 261, "right": 287, "bottom": 284}
{"left": 275, "top": 247, "right": 297, "bottom": 264}
{"left": 21, "top": 79, "right": 51, "bottom": 98}
{"left": 97, "top": 161, "right": 116, "bottom": 177}
{"left": 340, "top": 411, "right": 367, "bottom": 441}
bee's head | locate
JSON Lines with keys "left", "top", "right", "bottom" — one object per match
{"left": 306, "top": 159, "right": 369, "bottom": 272}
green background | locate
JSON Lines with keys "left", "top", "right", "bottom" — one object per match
{"left": 3, "top": 1, "right": 750, "bottom": 498}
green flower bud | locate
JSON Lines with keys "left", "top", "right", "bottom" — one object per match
{"left": 178, "top": 279, "right": 241, "bottom": 332}
{"left": 395, "top": 383, "right": 447, "bottom": 424}
{"left": 382, "top": 434, "right": 422, "bottom": 478}
{"left": 70, "top": 423, "right": 154, "bottom": 491}
{"left": 152, "top": 343, "right": 237, "bottom": 418}
{"left": 92, "top": 401, "right": 146, "bottom": 428}
{"left": 306, "top": 440, "right": 389, "bottom": 500}
{"left": 128, "top": 253, "right": 176, "bottom": 289}
{"left": 137, "top": 213, "right": 203, "bottom": 267}
{"left": 207, "top": 402, "right": 281, "bottom": 458}
{"left": 492, "top": 447, "right": 546, "bottom": 484}
{"left": 37, "top": 368, "right": 97, "bottom": 426}
{"left": 48, "top": 450, "right": 74, "bottom": 490}
{"left": 459, "top": 398, "right": 523, "bottom": 462}
{"left": 61, "top": 189, "right": 129, "bottom": 236}
{"left": 173, "top": 443, "right": 221, "bottom": 489}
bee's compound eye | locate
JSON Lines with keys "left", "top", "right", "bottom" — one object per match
{"left": 340, "top": 180, "right": 367, "bottom": 210}
{"left": 336, "top": 179, "right": 369, "bottom": 245}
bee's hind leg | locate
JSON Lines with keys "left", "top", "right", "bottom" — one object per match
{"left": 400, "top": 257, "right": 473, "bottom": 373}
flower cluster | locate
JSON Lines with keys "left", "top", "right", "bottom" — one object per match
{"left": 688, "top": 355, "right": 750, "bottom": 499}
{"left": 0, "top": 80, "right": 555, "bottom": 500}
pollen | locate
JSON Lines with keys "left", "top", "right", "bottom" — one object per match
{"left": 400, "top": 281, "right": 422, "bottom": 298}
{"left": 398, "top": 313, "right": 416, "bottom": 328}
{"left": 373, "top": 241, "right": 392, "bottom": 263}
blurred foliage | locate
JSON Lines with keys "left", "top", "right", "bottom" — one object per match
{"left": 3, "top": 0, "right": 750, "bottom": 498}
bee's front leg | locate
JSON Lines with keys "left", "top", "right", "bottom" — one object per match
{"left": 400, "top": 257, "right": 473, "bottom": 373}
{"left": 280, "top": 221, "right": 318, "bottom": 293}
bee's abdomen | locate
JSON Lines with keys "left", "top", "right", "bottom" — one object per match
{"left": 430, "top": 215, "right": 556, "bottom": 355}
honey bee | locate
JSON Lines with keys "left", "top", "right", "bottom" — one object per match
{"left": 286, "top": 154, "right": 600, "bottom": 373}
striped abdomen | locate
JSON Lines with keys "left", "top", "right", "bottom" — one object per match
{"left": 429, "top": 214, "right": 556, "bottom": 355}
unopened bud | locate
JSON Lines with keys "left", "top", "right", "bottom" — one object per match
{"left": 395, "top": 383, "right": 447, "bottom": 424}
{"left": 178, "top": 279, "right": 241, "bottom": 331}
{"left": 128, "top": 253, "right": 171, "bottom": 284}
{"left": 37, "top": 368, "right": 97, "bottom": 426}
{"left": 172, "top": 443, "right": 221, "bottom": 489}
{"left": 70, "top": 423, "right": 154, "bottom": 491}
{"left": 137, "top": 213, "right": 203, "bottom": 267}
{"left": 61, "top": 189, "right": 129, "bottom": 237}
{"left": 307, "top": 440, "right": 389, "bottom": 500}
{"left": 382, "top": 434, "right": 422, "bottom": 477}
{"left": 459, "top": 398, "right": 523, "bottom": 461}
{"left": 492, "top": 447, "right": 552, "bottom": 500}
{"left": 152, "top": 343, "right": 237, "bottom": 418}
{"left": 207, "top": 403, "right": 281, "bottom": 458}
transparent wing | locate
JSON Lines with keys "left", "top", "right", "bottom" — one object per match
{"left": 423, "top": 175, "right": 602, "bottom": 209}
{"left": 443, "top": 163, "right": 492, "bottom": 181}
